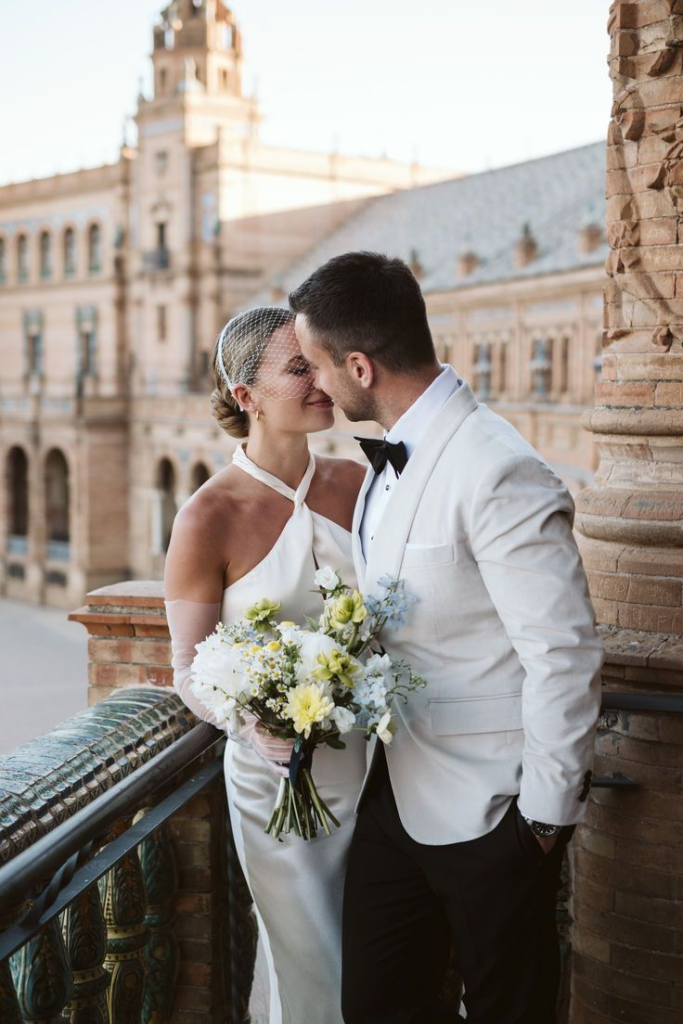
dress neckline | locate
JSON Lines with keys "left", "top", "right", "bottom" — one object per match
{"left": 232, "top": 443, "right": 316, "bottom": 508}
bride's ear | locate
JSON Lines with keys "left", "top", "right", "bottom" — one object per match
{"left": 232, "top": 383, "right": 253, "bottom": 413}
{"left": 346, "top": 352, "right": 375, "bottom": 389}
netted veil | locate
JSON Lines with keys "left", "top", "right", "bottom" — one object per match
{"left": 215, "top": 307, "right": 315, "bottom": 401}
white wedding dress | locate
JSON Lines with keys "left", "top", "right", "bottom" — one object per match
{"left": 167, "top": 445, "right": 367, "bottom": 1024}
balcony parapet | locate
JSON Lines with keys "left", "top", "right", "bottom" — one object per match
{"left": 0, "top": 687, "right": 195, "bottom": 864}
{"left": 0, "top": 581, "right": 257, "bottom": 1023}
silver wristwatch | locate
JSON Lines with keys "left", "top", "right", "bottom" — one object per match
{"left": 522, "top": 817, "right": 561, "bottom": 838}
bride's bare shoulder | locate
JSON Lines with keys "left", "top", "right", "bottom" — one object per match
{"left": 315, "top": 454, "right": 366, "bottom": 497}
{"left": 172, "top": 465, "right": 246, "bottom": 540}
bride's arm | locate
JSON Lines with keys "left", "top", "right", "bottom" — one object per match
{"left": 164, "top": 597, "right": 224, "bottom": 728}
{"left": 164, "top": 498, "right": 227, "bottom": 729}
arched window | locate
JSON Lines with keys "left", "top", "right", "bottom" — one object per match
{"left": 558, "top": 335, "right": 570, "bottom": 395}
{"left": 45, "top": 449, "right": 70, "bottom": 559}
{"left": 473, "top": 343, "right": 492, "bottom": 400}
{"left": 498, "top": 342, "right": 507, "bottom": 395}
{"left": 39, "top": 230, "right": 52, "bottom": 279}
{"left": 88, "top": 223, "right": 102, "bottom": 274}
{"left": 530, "top": 338, "right": 552, "bottom": 397}
{"left": 0, "top": 237, "right": 6, "bottom": 283}
{"left": 158, "top": 458, "right": 177, "bottom": 553}
{"left": 64, "top": 227, "right": 76, "bottom": 277}
{"left": 191, "top": 462, "right": 211, "bottom": 492}
{"left": 17, "top": 234, "right": 29, "bottom": 282}
{"left": 6, "top": 447, "right": 29, "bottom": 551}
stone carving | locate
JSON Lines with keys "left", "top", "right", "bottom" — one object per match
{"left": 606, "top": 0, "right": 683, "bottom": 353}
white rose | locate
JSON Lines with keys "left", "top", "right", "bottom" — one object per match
{"left": 191, "top": 634, "right": 250, "bottom": 699}
{"left": 295, "top": 630, "right": 339, "bottom": 681}
{"left": 331, "top": 705, "right": 356, "bottom": 734}
{"left": 314, "top": 566, "right": 340, "bottom": 591}
{"left": 376, "top": 710, "right": 397, "bottom": 745}
{"left": 190, "top": 681, "right": 243, "bottom": 728}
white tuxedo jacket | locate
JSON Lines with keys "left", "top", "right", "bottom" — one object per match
{"left": 353, "top": 382, "right": 603, "bottom": 845}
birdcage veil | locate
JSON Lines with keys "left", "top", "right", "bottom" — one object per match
{"left": 215, "top": 307, "right": 314, "bottom": 402}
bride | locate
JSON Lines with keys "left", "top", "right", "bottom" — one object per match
{"left": 163, "top": 307, "right": 368, "bottom": 1024}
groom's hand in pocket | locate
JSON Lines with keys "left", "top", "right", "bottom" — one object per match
{"left": 536, "top": 834, "right": 558, "bottom": 855}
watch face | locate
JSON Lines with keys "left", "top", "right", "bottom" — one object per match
{"left": 531, "top": 821, "right": 560, "bottom": 837}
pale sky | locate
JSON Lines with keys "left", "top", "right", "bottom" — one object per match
{"left": 0, "top": 0, "right": 612, "bottom": 186}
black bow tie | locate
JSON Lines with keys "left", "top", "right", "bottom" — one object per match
{"left": 355, "top": 437, "right": 408, "bottom": 477}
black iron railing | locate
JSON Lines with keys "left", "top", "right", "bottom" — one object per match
{"left": 2, "top": 686, "right": 682, "bottom": 1022}
{"left": 0, "top": 690, "right": 254, "bottom": 1024}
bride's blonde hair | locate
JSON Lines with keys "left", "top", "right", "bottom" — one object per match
{"left": 210, "top": 308, "right": 296, "bottom": 439}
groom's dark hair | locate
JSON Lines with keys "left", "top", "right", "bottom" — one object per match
{"left": 288, "top": 251, "right": 436, "bottom": 372}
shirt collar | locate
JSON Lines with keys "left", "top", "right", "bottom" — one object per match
{"left": 385, "top": 364, "right": 461, "bottom": 459}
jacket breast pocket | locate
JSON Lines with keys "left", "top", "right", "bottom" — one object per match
{"left": 428, "top": 692, "right": 523, "bottom": 736}
{"left": 402, "top": 543, "right": 455, "bottom": 570}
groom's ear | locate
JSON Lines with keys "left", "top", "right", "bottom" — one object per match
{"left": 346, "top": 352, "right": 375, "bottom": 389}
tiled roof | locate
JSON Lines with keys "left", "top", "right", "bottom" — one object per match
{"left": 251, "top": 141, "right": 607, "bottom": 302}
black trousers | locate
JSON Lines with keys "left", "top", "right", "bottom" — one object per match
{"left": 341, "top": 747, "right": 573, "bottom": 1024}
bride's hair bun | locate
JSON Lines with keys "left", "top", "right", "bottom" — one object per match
{"left": 210, "top": 385, "right": 248, "bottom": 439}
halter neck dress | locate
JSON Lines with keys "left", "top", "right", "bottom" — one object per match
{"left": 222, "top": 445, "right": 367, "bottom": 1024}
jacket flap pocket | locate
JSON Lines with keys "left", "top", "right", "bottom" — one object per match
{"left": 402, "top": 543, "right": 454, "bottom": 568}
{"left": 428, "top": 692, "right": 523, "bottom": 736}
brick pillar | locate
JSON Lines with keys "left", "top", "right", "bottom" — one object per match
{"left": 571, "top": 3, "right": 683, "bottom": 1020}
{"left": 69, "top": 582, "right": 245, "bottom": 1024}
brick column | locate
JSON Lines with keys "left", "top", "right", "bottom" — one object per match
{"left": 577, "top": 0, "right": 683, "bottom": 628}
{"left": 571, "top": 3, "right": 683, "bottom": 1020}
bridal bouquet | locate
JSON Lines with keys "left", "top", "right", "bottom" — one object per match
{"left": 190, "top": 568, "right": 425, "bottom": 841}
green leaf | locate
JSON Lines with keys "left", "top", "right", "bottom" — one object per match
{"left": 324, "top": 735, "right": 347, "bottom": 750}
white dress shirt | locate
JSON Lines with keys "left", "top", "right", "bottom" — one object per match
{"left": 360, "top": 365, "right": 462, "bottom": 559}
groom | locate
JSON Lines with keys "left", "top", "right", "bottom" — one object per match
{"left": 290, "top": 251, "right": 603, "bottom": 1024}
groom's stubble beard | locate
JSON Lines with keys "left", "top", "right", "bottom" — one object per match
{"left": 332, "top": 375, "right": 380, "bottom": 424}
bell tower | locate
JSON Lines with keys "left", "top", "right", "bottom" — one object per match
{"left": 152, "top": 0, "right": 244, "bottom": 102}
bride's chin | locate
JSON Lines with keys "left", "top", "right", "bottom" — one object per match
{"left": 305, "top": 408, "right": 335, "bottom": 432}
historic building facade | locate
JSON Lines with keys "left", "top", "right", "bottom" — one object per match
{"left": 0, "top": 0, "right": 448, "bottom": 607}
{"left": 0, "top": 1, "right": 608, "bottom": 609}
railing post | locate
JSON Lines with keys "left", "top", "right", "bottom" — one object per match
{"left": 0, "top": 957, "right": 21, "bottom": 1023}
{"left": 10, "top": 917, "right": 72, "bottom": 1023}
{"left": 100, "top": 820, "right": 149, "bottom": 1023}
{"left": 62, "top": 883, "right": 111, "bottom": 1023}
{"left": 138, "top": 816, "right": 179, "bottom": 1024}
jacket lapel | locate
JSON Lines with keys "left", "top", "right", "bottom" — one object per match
{"left": 351, "top": 464, "right": 374, "bottom": 590}
{"left": 364, "top": 382, "right": 479, "bottom": 593}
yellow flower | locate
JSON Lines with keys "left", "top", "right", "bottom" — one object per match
{"left": 245, "top": 598, "right": 282, "bottom": 631}
{"left": 329, "top": 591, "right": 367, "bottom": 631}
{"left": 313, "top": 649, "right": 361, "bottom": 688}
{"left": 284, "top": 683, "right": 335, "bottom": 739}
{"left": 267, "top": 641, "right": 281, "bottom": 653}
{"left": 280, "top": 620, "right": 296, "bottom": 627}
